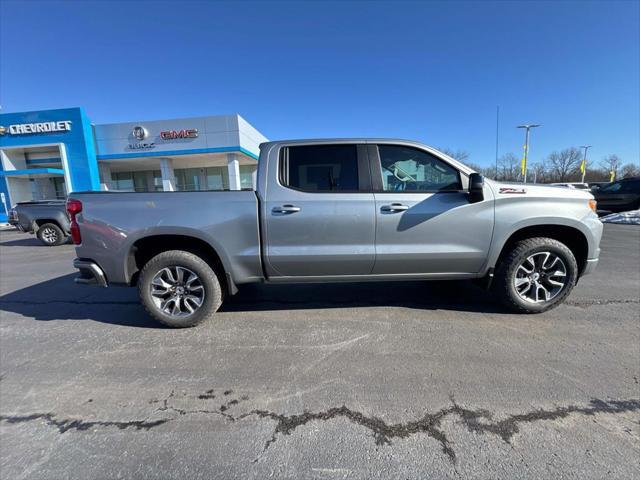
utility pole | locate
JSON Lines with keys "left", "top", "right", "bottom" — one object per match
{"left": 495, "top": 106, "right": 500, "bottom": 179}
{"left": 517, "top": 124, "right": 541, "bottom": 183}
{"left": 579, "top": 145, "right": 591, "bottom": 183}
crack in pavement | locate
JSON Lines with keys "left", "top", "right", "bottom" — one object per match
{"left": 564, "top": 298, "right": 640, "bottom": 307}
{"left": 0, "top": 412, "right": 168, "bottom": 433}
{"left": 1, "top": 396, "right": 638, "bottom": 465}
{"left": 238, "top": 397, "right": 640, "bottom": 463}
{"left": 242, "top": 405, "right": 457, "bottom": 462}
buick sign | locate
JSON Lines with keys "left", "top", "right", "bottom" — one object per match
{"left": 132, "top": 126, "right": 148, "bottom": 140}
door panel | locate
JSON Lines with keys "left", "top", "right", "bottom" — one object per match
{"left": 265, "top": 191, "right": 376, "bottom": 276}
{"left": 373, "top": 192, "right": 494, "bottom": 274}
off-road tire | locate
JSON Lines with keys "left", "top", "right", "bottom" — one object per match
{"left": 37, "top": 223, "right": 66, "bottom": 246}
{"left": 138, "top": 250, "right": 223, "bottom": 328}
{"left": 493, "top": 237, "right": 578, "bottom": 313}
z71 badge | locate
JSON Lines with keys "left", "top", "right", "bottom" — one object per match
{"left": 499, "top": 187, "right": 527, "bottom": 194}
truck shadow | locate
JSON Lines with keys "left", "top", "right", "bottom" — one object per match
{"left": 222, "top": 280, "right": 502, "bottom": 313}
{"left": 0, "top": 273, "right": 504, "bottom": 328}
{"left": 0, "top": 237, "right": 47, "bottom": 247}
{"left": 0, "top": 237, "right": 73, "bottom": 247}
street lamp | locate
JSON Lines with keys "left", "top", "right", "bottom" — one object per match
{"left": 579, "top": 145, "right": 591, "bottom": 183}
{"left": 517, "top": 124, "right": 541, "bottom": 183}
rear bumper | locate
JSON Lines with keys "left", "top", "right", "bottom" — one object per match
{"left": 73, "top": 259, "right": 108, "bottom": 287}
{"left": 7, "top": 219, "right": 25, "bottom": 231}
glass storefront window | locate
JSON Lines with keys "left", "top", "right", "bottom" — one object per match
{"left": 111, "top": 170, "right": 159, "bottom": 192}
{"left": 175, "top": 168, "right": 202, "bottom": 191}
{"left": 240, "top": 165, "right": 256, "bottom": 189}
{"left": 111, "top": 172, "right": 134, "bottom": 191}
{"left": 153, "top": 170, "right": 163, "bottom": 191}
{"left": 133, "top": 171, "right": 148, "bottom": 192}
{"left": 52, "top": 177, "right": 66, "bottom": 199}
{"left": 205, "top": 167, "right": 228, "bottom": 190}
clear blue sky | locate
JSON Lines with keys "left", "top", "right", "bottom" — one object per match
{"left": 1, "top": 0, "right": 638, "bottom": 167}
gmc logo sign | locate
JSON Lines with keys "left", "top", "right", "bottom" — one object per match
{"left": 160, "top": 129, "right": 198, "bottom": 140}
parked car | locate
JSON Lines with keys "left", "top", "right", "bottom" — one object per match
{"left": 8, "top": 200, "right": 70, "bottom": 246}
{"left": 588, "top": 181, "right": 608, "bottom": 191}
{"left": 592, "top": 177, "right": 640, "bottom": 213}
{"left": 69, "top": 139, "right": 603, "bottom": 327}
{"left": 550, "top": 182, "right": 591, "bottom": 190}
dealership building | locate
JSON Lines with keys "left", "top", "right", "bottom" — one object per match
{"left": 0, "top": 107, "right": 268, "bottom": 221}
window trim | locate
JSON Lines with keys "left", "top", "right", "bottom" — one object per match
{"left": 368, "top": 144, "right": 466, "bottom": 194}
{"left": 278, "top": 144, "right": 372, "bottom": 193}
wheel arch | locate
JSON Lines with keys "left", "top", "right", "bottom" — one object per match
{"left": 34, "top": 219, "right": 62, "bottom": 230}
{"left": 126, "top": 233, "right": 235, "bottom": 294}
{"left": 491, "top": 224, "right": 589, "bottom": 276}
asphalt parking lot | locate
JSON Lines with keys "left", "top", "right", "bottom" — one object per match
{"left": 0, "top": 225, "right": 638, "bottom": 479}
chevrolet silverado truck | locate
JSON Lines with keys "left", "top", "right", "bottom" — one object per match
{"left": 9, "top": 200, "right": 70, "bottom": 246}
{"left": 68, "top": 139, "right": 602, "bottom": 327}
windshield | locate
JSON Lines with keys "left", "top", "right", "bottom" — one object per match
{"left": 600, "top": 182, "right": 622, "bottom": 193}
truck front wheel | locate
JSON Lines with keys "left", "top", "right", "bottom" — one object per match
{"left": 138, "top": 250, "right": 223, "bottom": 328}
{"left": 493, "top": 237, "right": 578, "bottom": 313}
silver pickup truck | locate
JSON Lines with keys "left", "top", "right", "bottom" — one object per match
{"left": 69, "top": 139, "right": 602, "bottom": 327}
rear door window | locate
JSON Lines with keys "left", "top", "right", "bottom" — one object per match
{"left": 281, "top": 145, "right": 359, "bottom": 192}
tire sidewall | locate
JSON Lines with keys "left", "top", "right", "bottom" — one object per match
{"left": 37, "top": 223, "right": 64, "bottom": 246}
{"left": 501, "top": 239, "right": 578, "bottom": 313}
{"left": 138, "top": 251, "right": 222, "bottom": 328}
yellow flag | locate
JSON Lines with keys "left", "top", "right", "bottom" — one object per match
{"left": 580, "top": 160, "right": 586, "bottom": 174}
{"left": 610, "top": 170, "right": 616, "bottom": 182}
{"left": 521, "top": 156, "right": 527, "bottom": 176}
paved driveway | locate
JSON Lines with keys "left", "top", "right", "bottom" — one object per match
{"left": 0, "top": 225, "right": 638, "bottom": 479}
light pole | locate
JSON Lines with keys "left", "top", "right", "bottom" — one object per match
{"left": 579, "top": 145, "right": 591, "bottom": 183}
{"left": 517, "top": 124, "right": 541, "bottom": 183}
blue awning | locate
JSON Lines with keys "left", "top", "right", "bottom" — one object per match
{"left": 0, "top": 168, "right": 65, "bottom": 177}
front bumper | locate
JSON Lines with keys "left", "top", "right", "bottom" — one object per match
{"left": 582, "top": 244, "right": 600, "bottom": 276}
{"left": 582, "top": 258, "right": 599, "bottom": 276}
{"left": 73, "top": 259, "right": 108, "bottom": 287}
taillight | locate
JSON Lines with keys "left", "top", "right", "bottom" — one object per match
{"left": 66, "top": 199, "right": 83, "bottom": 244}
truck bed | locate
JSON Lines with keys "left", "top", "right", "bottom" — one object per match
{"left": 72, "top": 191, "right": 263, "bottom": 286}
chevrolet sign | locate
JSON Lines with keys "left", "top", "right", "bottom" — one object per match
{"left": 4, "top": 121, "right": 72, "bottom": 135}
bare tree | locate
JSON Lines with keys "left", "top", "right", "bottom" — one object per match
{"left": 600, "top": 154, "right": 621, "bottom": 181}
{"left": 530, "top": 161, "right": 548, "bottom": 184}
{"left": 547, "top": 148, "right": 582, "bottom": 182}
{"left": 497, "top": 153, "right": 520, "bottom": 181}
{"left": 438, "top": 147, "right": 470, "bottom": 163}
{"left": 620, "top": 162, "right": 640, "bottom": 179}
{"left": 481, "top": 164, "right": 498, "bottom": 180}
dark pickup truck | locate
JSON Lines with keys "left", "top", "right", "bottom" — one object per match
{"left": 8, "top": 200, "right": 70, "bottom": 246}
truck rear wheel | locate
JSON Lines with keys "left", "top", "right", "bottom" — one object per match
{"left": 493, "top": 237, "right": 578, "bottom": 313}
{"left": 138, "top": 250, "right": 223, "bottom": 328}
{"left": 37, "top": 223, "right": 66, "bottom": 246}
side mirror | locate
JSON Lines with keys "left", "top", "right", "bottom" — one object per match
{"left": 469, "top": 173, "right": 484, "bottom": 203}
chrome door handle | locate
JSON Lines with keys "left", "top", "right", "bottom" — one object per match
{"left": 272, "top": 204, "right": 301, "bottom": 214}
{"left": 381, "top": 203, "right": 409, "bottom": 212}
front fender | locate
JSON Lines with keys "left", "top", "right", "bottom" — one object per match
{"left": 481, "top": 210, "right": 602, "bottom": 275}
